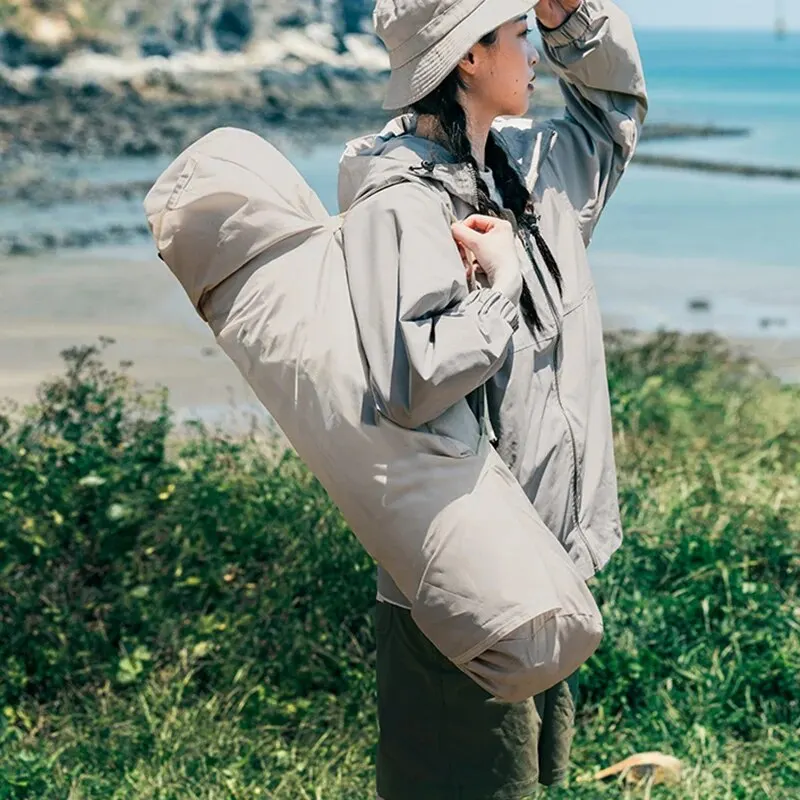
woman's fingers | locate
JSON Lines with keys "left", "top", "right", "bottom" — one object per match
{"left": 460, "top": 214, "right": 500, "bottom": 233}
{"left": 452, "top": 216, "right": 507, "bottom": 247}
{"left": 451, "top": 221, "right": 481, "bottom": 250}
{"left": 454, "top": 238, "right": 478, "bottom": 284}
{"left": 452, "top": 215, "right": 519, "bottom": 296}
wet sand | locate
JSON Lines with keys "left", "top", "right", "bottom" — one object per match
{"left": 1, "top": 247, "right": 798, "bottom": 431}
{"left": 0, "top": 246, "right": 265, "bottom": 428}
{"left": 725, "top": 337, "right": 800, "bottom": 384}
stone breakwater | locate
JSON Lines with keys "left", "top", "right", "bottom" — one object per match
{"left": 634, "top": 154, "right": 800, "bottom": 181}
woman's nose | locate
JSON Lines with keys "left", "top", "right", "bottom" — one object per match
{"left": 528, "top": 44, "right": 539, "bottom": 67}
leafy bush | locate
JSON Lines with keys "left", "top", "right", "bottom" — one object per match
{"left": 592, "top": 331, "right": 800, "bottom": 739}
{"left": 0, "top": 331, "right": 798, "bottom": 797}
{"left": 0, "top": 344, "right": 375, "bottom": 711}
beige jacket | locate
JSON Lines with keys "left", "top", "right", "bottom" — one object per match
{"left": 338, "top": 0, "right": 648, "bottom": 607}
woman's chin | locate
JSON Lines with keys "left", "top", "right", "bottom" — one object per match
{"left": 510, "top": 99, "right": 531, "bottom": 118}
{"left": 493, "top": 96, "right": 531, "bottom": 120}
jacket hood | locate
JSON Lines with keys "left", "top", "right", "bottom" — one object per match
{"left": 337, "top": 113, "right": 550, "bottom": 214}
{"left": 337, "top": 114, "right": 480, "bottom": 213}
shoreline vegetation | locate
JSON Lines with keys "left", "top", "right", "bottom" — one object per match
{"left": 0, "top": 336, "right": 797, "bottom": 797}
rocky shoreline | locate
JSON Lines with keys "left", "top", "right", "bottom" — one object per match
{"left": 1, "top": 50, "right": 752, "bottom": 165}
{"left": 0, "top": 38, "right": 779, "bottom": 258}
{"left": 0, "top": 57, "right": 393, "bottom": 161}
{"left": 0, "top": 19, "right": 759, "bottom": 167}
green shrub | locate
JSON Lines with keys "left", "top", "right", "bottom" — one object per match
{"left": 591, "top": 332, "right": 800, "bottom": 738}
{"left": 0, "top": 344, "right": 375, "bottom": 711}
{"left": 0, "top": 331, "right": 798, "bottom": 797}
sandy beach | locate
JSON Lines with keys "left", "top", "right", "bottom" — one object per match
{"left": 2, "top": 246, "right": 797, "bottom": 434}
{"left": 0, "top": 247, "right": 265, "bottom": 429}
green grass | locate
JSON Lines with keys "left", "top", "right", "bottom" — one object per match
{"left": 1, "top": 332, "right": 798, "bottom": 799}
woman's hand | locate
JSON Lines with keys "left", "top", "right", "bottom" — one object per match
{"left": 534, "top": 0, "right": 582, "bottom": 30}
{"left": 451, "top": 215, "right": 523, "bottom": 305}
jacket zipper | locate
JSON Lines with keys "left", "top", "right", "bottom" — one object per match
{"left": 467, "top": 171, "right": 600, "bottom": 571}
{"left": 521, "top": 233, "right": 600, "bottom": 572}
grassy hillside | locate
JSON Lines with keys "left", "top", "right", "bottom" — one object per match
{"left": 0, "top": 333, "right": 798, "bottom": 798}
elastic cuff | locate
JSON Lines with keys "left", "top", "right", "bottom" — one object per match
{"left": 538, "top": 0, "right": 594, "bottom": 47}
{"left": 468, "top": 287, "right": 520, "bottom": 332}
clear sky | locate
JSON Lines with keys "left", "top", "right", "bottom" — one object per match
{"left": 614, "top": 0, "right": 799, "bottom": 31}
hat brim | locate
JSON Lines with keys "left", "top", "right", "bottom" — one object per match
{"left": 382, "top": 0, "right": 539, "bottom": 111}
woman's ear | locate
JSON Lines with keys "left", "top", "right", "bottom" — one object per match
{"left": 458, "top": 48, "right": 480, "bottom": 77}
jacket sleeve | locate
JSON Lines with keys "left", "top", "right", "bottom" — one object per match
{"left": 540, "top": 0, "right": 648, "bottom": 244}
{"left": 342, "top": 182, "right": 519, "bottom": 430}
{"left": 497, "top": 0, "right": 647, "bottom": 246}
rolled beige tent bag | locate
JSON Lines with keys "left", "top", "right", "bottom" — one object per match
{"left": 143, "top": 127, "right": 603, "bottom": 703}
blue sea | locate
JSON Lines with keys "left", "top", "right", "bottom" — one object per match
{"left": 5, "top": 30, "right": 800, "bottom": 354}
{"left": 561, "top": 29, "right": 800, "bottom": 339}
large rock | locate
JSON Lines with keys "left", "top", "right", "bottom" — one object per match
{"left": 0, "top": 27, "right": 68, "bottom": 68}
{"left": 168, "top": 0, "right": 322, "bottom": 52}
{"left": 213, "top": 0, "right": 254, "bottom": 51}
{"left": 139, "top": 25, "right": 176, "bottom": 58}
{"left": 131, "top": 0, "right": 374, "bottom": 56}
{"left": 0, "top": 0, "right": 377, "bottom": 65}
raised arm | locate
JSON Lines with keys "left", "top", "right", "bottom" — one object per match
{"left": 342, "top": 183, "right": 518, "bottom": 430}
{"left": 496, "top": 0, "right": 648, "bottom": 245}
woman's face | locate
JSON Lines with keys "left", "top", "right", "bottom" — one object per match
{"left": 462, "top": 16, "right": 539, "bottom": 119}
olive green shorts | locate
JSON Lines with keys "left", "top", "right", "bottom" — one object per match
{"left": 375, "top": 601, "right": 579, "bottom": 800}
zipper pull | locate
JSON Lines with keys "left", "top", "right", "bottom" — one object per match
{"left": 479, "top": 384, "right": 498, "bottom": 446}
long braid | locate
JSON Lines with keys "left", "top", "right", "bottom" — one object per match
{"left": 443, "top": 107, "right": 546, "bottom": 333}
{"left": 411, "top": 43, "right": 563, "bottom": 333}
{"left": 485, "top": 131, "right": 564, "bottom": 298}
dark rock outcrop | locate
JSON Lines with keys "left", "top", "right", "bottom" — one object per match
{"left": 140, "top": 0, "right": 373, "bottom": 58}
{"left": 1, "top": 0, "right": 377, "bottom": 67}
{"left": 0, "top": 58, "right": 392, "bottom": 161}
{"left": 213, "top": 0, "right": 254, "bottom": 52}
{"left": 139, "top": 25, "right": 177, "bottom": 59}
{"left": 0, "top": 27, "right": 68, "bottom": 69}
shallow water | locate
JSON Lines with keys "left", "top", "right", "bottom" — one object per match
{"left": 634, "top": 30, "right": 800, "bottom": 168}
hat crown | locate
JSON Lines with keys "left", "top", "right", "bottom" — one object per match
{"left": 375, "top": 0, "right": 534, "bottom": 110}
{"left": 373, "top": 0, "right": 475, "bottom": 53}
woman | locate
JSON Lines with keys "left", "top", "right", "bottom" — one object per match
{"left": 338, "top": 0, "right": 647, "bottom": 797}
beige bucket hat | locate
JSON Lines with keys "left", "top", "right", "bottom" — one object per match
{"left": 374, "top": 0, "right": 539, "bottom": 110}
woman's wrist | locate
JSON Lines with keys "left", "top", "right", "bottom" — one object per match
{"left": 493, "top": 272, "right": 523, "bottom": 306}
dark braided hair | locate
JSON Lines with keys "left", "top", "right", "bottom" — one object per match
{"left": 411, "top": 31, "right": 564, "bottom": 333}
